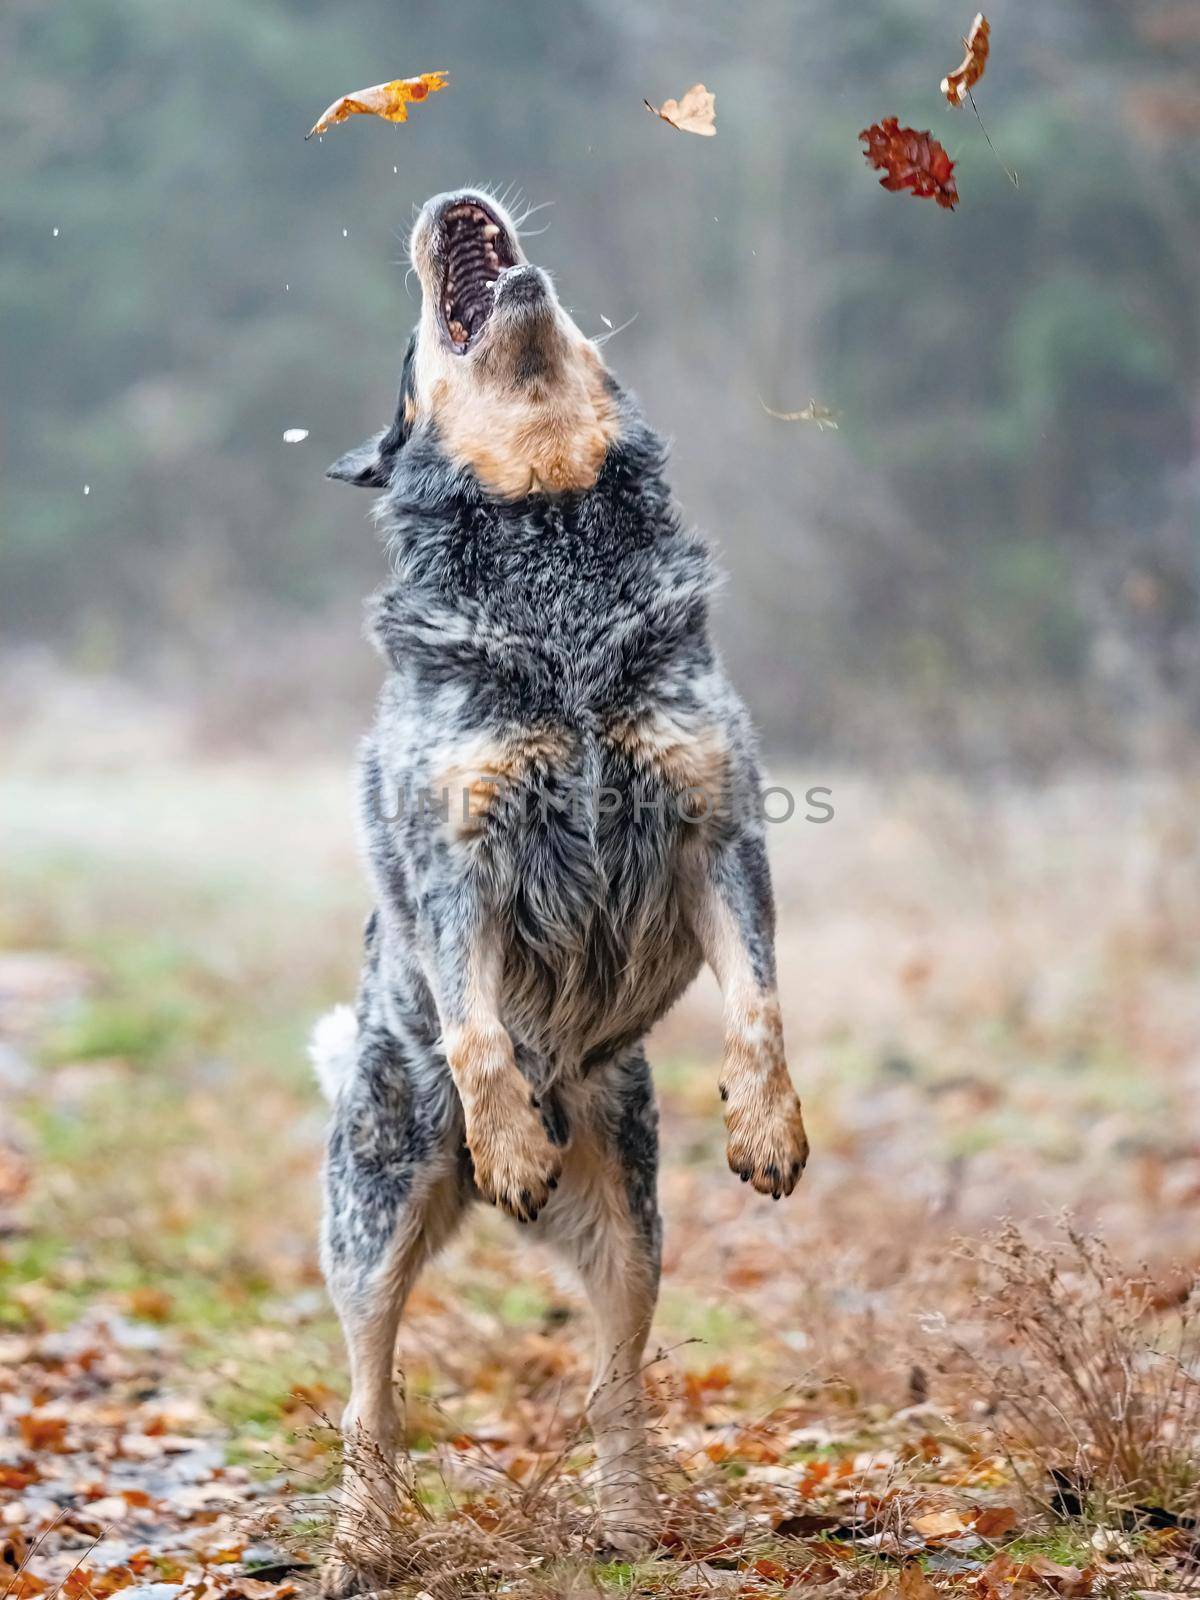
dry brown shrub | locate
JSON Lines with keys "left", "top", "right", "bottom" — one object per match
{"left": 959, "top": 1221, "right": 1200, "bottom": 1524}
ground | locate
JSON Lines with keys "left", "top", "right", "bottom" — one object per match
{"left": 3, "top": 754, "right": 1200, "bottom": 1599}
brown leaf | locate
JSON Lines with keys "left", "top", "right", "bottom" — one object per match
{"left": 644, "top": 83, "right": 716, "bottom": 136}
{"left": 0, "top": 1464, "right": 41, "bottom": 1490}
{"left": 307, "top": 73, "right": 449, "bottom": 139}
{"left": 859, "top": 119, "right": 959, "bottom": 209}
{"left": 126, "top": 1286, "right": 173, "bottom": 1322}
{"left": 17, "top": 1412, "right": 70, "bottom": 1452}
{"left": 912, "top": 1507, "right": 971, "bottom": 1540}
{"left": 865, "top": 1565, "right": 940, "bottom": 1600}
{"left": 941, "top": 13, "right": 990, "bottom": 106}
{"left": 753, "top": 1557, "right": 790, "bottom": 1583}
{"left": 899, "top": 1568, "right": 939, "bottom": 1600}
{"left": 1011, "top": 1556, "right": 1094, "bottom": 1595}
{"left": 5, "top": 1576, "right": 49, "bottom": 1600}
{"left": 973, "top": 1505, "right": 1019, "bottom": 1539}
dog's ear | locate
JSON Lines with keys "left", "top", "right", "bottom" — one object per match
{"left": 327, "top": 330, "right": 418, "bottom": 488}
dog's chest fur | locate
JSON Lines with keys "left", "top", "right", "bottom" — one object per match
{"left": 361, "top": 423, "right": 742, "bottom": 1077}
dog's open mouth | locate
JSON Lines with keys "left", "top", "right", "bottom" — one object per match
{"left": 439, "top": 201, "right": 518, "bottom": 353}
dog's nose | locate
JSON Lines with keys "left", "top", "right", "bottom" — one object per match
{"left": 493, "top": 263, "right": 549, "bottom": 307}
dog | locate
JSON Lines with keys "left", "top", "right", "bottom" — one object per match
{"left": 313, "top": 188, "right": 808, "bottom": 1593}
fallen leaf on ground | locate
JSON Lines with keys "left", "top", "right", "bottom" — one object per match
{"left": 643, "top": 84, "right": 716, "bottom": 136}
{"left": 1010, "top": 1555, "right": 1095, "bottom": 1595}
{"left": 941, "top": 13, "right": 990, "bottom": 106}
{"left": 911, "top": 1507, "right": 972, "bottom": 1539}
{"left": 126, "top": 1287, "right": 173, "bottom": 1322}
{"left": 18, "top": 1413, "right": 70, "bottom": 1452}
{"left": 860, "top": 119, "right": 959, "bottom": 209}
{"left": 307, "top": 73, "right": 448, "bottom": 139}
{"left": 760, "top": 397, "right": 841, "bottom": 431}
{"left": 866, "top": 1564, "right": 940, "bottom": 1600}
{"left": 973, "top": 1505, "right": 1019, "bottom": 1538}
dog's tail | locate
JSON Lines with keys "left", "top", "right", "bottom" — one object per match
{"left": 309, "top": 1004, "right": 359, "bottom": 1103}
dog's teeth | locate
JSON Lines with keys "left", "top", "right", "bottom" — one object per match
{"left": 481, "top": 223, "right": 500, "bottom": 239}
{"left": 485, "top": 279, "right": 495, "bottom": 289}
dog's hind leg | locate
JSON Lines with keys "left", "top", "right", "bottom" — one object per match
{"left": 319, "top": 1020, "right": 468, "bottom": 1598}
{"left": 540, "top": 1051, "right": 662, "bottom": 1556}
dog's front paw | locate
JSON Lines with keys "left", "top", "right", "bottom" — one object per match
{"left": 466, "top": 1069, "right": 563, "bottom": 1224}
{"left": 722, "top": 1079, "right": 809, "bottom": 1200}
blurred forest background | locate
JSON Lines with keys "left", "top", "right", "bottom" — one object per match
{"left": 4, "top": 0, "right": 1199, "bottom": 770}
{"left": 5, "top": 8, "right": 1200, "bottom": 1594}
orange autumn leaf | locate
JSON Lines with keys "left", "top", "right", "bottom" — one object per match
{"left": 125, "top": 1285, "right": 172, "bottom": 1322}
{"left": 683, "top": 1361, "right": 732, "bottom": 1406}
{"left": 61, "top": 1568, "right": 140, "bottom": 1600}
{"left": 5, "top": 1576, "right": 49, "bottom": 1600}
{"left": 942, "top": 13, "right": 991, "bottom": 106}
{"left": 859, "top": 119, "right": 959, "bottom": 210}
{"left": 897, "top": 1568, "right": 939, "bottom": 1600}
{"left": 973, "top": 1504, "right": 1019, "bottom": 1539}
{"left": 911, "top": 1507, "right": 972, "bottom": 1540}
{"left": 643, "top": 83, "right": 716, "bottom": 136}
{"left": 0, "top": 1463, "right": 41, "bottom": 1489}
{"left": 307, "top": 73, "right": 449, "bottom": 139}
{"left": 18, "top": 1412, "right": 70, "bottom": 1451}
{"left": 865, "top": 1565, "right": 939, "bottom": 1600}
{"left": 753, "top": 1557, "right": 790, "bottom": 1584}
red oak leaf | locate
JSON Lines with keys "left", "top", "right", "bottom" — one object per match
{"left": 859, "top": 119, "right": 959, "bottom": 209}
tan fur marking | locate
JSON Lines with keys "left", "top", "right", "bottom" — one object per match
{"left": 432, "top": 728, "right": 573, "bottom": 838}
{"left": 431, "top": 345, "right": 619, "bottom": 498}
{"left": 402, "top": 394, "right": 417, "bottom": 425}
{"left": 610, "top": 711, "right": 728, "bottom": 817}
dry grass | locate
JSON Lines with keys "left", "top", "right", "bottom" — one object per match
{"left": 958, "top": 1223, "right": 1200, "bottom": 1526}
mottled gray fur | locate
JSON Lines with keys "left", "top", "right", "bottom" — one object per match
{"left": 313, "top": 190, "right": 806, "bottom": 1590}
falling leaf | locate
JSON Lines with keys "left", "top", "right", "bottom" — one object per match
{"left": 306, "top": 73, "right": 449, "bottom": 140}
{"left": 759, "top": 397, "right": 841, "bottom": 431}
{"left": 942, "top": 13, "right": 991, "bottom": 106}
{"left": 643, "top": 83, "right": 716, "bottom": 136}
{"left": 859, "top": 119, "right": 959, "bottom": 209}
